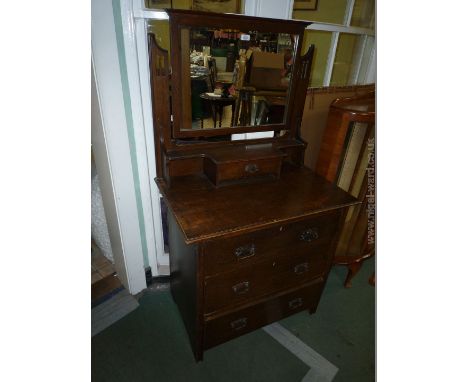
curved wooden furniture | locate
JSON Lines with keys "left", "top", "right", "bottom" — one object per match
{"left": 315, "top": 92, "right": 375, "bottom": 288}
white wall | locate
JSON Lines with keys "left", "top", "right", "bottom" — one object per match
{"left": 91, "top": 0, "right": 147, "bottom": 295}
{"left": 244, "top": 0, "right": 293, "bottom": 19}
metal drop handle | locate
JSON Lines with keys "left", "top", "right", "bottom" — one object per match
{"left": 234, "top": 244, "right": 255, "bottom": 260}
{"left": 299, "top": 228, "right": 319, "bottom": 242}
{"left": 231, "top": 317, "right": 248, "bottom": 331}
{"left": 232, "top": 281, "right": 250, "bottom": 295}
{"left": 244, "top": 163, "right": 259, "bottom": 174}
{"left": 288, "top": 297, "right": 303, "bottom": 310}
{"left": 294, "top": 262, "right": 309, "bottom": 275}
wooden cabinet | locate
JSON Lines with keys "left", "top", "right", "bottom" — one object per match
{"left": 149, "top": 9, "right": 360, "bottom": 361}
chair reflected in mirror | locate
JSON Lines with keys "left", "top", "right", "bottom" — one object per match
{"left": 233, "top": 86, "right": 255, "bottom": 127}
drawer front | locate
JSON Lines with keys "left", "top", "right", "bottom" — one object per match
{"left": 204, "top": 279, "right": 324, "bottom": 349}
{"left": 203, "top": 210, "right": 340, "bottom": 276}
{"left": 204, "top": 249, "right": 329, "bottom": 314}
{"left": 217, "top": 157, "right": 281, "bottom": 183}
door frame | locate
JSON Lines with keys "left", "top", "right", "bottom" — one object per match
{"left": 91, "top": 0, "right": 148, "bottom": 294}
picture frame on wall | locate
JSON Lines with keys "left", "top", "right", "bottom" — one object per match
{"left": 191, "top": 0, "right": 241, "bottom": 14}
{"left": 293, "top": 0, "right": 318, "bottom": 11}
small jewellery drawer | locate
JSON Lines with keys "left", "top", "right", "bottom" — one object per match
{"left": 218, "top": 158, "right": 282, "bottom": 182}
{"left": 204, "top": 250, "right": 330, "bottom": 314}
{"left": 203, "top": 149, "right": 285, "bottom": 186}
{"left": 203, "top": 279, "right": 324, "bottom": 349}
{"left": 203, "top": 210, "right": 340, "bottom": 276}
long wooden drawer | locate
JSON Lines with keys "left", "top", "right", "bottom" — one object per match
{"left": 204, "top": 249, "right": 330, "bottom": 314}
{"left": 203, "top": 210, "right": 340, "bottom": 276}
{"left": 204, "top": 279, "right": 324, "bottom": 350}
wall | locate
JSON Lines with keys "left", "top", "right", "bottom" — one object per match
{"left": 91, "top": 0, "right": 147, "bottom": 294}
{"left": 292, "top": 0, "right": 348, "bottom": 24}
{"left": 302, "top": 30, "right": 332, "bottom": 87}
{"left": 330, "top": 33, "right": 358, "bottom": 86}
{"left": 294, "top": 0, "right": 373, "bottom": 87}
{"left": 148, "top": 20, "right": 170, "bottom": 51}
{"left": 148, "top": 1, "right": 352, "bottom": 87}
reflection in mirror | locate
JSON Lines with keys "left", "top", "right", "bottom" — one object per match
{"left": 180, "top": 27, "right": 298, "bottom": 131}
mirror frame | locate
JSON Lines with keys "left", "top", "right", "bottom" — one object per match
{"left": 167, "top": 9, "right": 311, "bottom": 139}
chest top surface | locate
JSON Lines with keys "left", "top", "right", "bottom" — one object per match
{"left": 158, "top": 165, "right": 359, "bottom": 244}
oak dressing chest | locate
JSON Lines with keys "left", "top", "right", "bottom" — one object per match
{"left": 148, "top": 9, "right": 359, "bottom": 361}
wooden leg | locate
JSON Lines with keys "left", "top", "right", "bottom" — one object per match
{"left": 344, "top": 261, "right": 363, "bottom": 288}
{"left": 194, "top": 349, "right": 203, "bottom": 363}
{"left": 210, "top": 102, "right": 217, "bottom": 128}
{"left": 369, "top": 272, "right": 375, "bottom": 287}
{"left": 218, "top": 105, "right": 223, "bottom": 127}
{"left": 230, "top": 104, "right": 235, "bottom": 126}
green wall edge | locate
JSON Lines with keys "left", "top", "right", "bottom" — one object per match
{"left": 112, "top": 0, "right": 150, "bottom": 269}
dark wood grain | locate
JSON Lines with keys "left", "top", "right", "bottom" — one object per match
{"left": 315, "top": 92, "right": 375, "bottom": 183}
{"left": 158, "top": 165, "right": 359, "bottom": 244}
{"left": 203, "top": 209, "right": 339, "bottom": 276}
{"left": 210, "top": 157, "right": 282, "bottom": 186}
{"left": 165, "top": 138, "right": 304, "bottom": 164}
{"left": 203, "top": 279, "right": 324, "bottom": 349}
{"left": 290, "top": 44, "right": 315, "bottom": 140}
{"left": 204, "top": 249, "right": 330, "bottom": 314}
{"left": 167, "top": 210, "right": 203, "bottom": 360}
{"left": 148, "top": 34, "right": 172, "bottom": 173}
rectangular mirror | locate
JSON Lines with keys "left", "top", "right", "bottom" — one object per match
{"left": 181, "top": 27, "right": 297, "bottom": 130}
{"left": 168, "top": 10, "right": 311, "bottom": 138}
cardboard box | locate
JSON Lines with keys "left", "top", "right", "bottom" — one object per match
{"left": 249, "top": 51, "right": 286, "bottom": 90}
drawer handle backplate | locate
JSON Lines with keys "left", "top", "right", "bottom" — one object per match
{"left": 244, "top": 163, "right": 259, "bottom": 174}
{"left": 235, "top": 244, "right": 255, "bottom": 260}
{"left": 289, "top": 297, "right": 304, "bottom": 310}
{"left": 300, "top": 228, "right": 319, "bottom": 242}
{"left": 230, "top": 317, "right": 248, "bottom": 331}
{"left": 294, "top": 262, "right": 309, "bottom": 275}
{"left": 232, "top": 281, "right": 250, "bottom": 295}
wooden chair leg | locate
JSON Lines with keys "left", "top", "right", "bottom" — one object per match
{"left": 344, "top": 261, "right": 363, "bottom": 288}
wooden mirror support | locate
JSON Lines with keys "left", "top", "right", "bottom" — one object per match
{"left": 148, "top": 10, "right": 361, "bottom": 361}
{"left": 149, "top": 13, "right": 315, "bottom": 187}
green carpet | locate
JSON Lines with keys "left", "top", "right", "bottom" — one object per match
{"left": 92, "top": 257, "right": 375, "bottom": 381}
{"left": 280, "top": 257, "right": 375, "bottom": 381}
